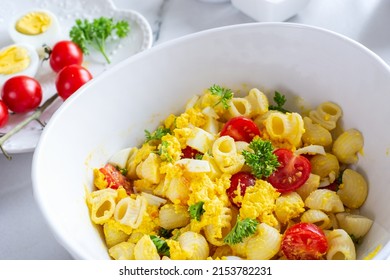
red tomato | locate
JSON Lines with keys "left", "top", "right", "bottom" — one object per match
{"left": 1, "top": 76, "right": 42, "bottom": 113}
{"left": 281, "top": 223, "right": 328, "bottom": 260}
{"left": 55, "top": 65, "right": 93, "bottom": 100}
{"left": 220, "top": 116, "right": 261, "bottom": 142}
{"left": 181, "top": 146, "right": 202, "bottom": 159}
{"left": 0, "top": 100, "right": 9, "bottom": 128}
{"left": 99, "top": 163, "right": 132, "bottom": 194}
{"left": 49, "top": 41, "right": 83, "bottom": 73}
{"left": 226, "top": 172, "right": 256, "bottom": 207}
{"left": 267, "top": 148, "right": 311, "bottom": 193}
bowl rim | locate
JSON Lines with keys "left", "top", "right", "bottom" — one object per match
{"left": 32, "top": 21, "right": 390, "bottom": 260}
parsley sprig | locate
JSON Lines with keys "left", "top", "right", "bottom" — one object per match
{"left": 69, "top": 17, "right": 130, "bottom": 64}
{"left": 188, "top": 201, "right": 205, "bottom": 221}
{"left": 208, "top": 84, "right": 233, "bottom": 109}
{"left": 150, "top": 235, "right": 170, "bottom": 257}
{"left": 145, "top": 127, "right": 171, "bottom": 143}
{"left": 224, "top": 217, "right": 259, "bottom": 245}
{"left": 268, "top": 91, "right": 290, "bottom": 113}
{"left": 242, "top": 138, "right": 280, "bottom": 178}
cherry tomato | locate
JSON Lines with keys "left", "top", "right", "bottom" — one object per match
{"left": 226, "top": 172, "right": 256, "bottom": 207}
{"left": 99, "top": 163, "right": 132, "bottom": 194}
{"left": 55, "top": 65, "right": 93, "bottom": 100}
{"left": 1, "top": 76, "right": 42, "bottom": 113}
{"left": 281, "top": 223, "right": 328, "bottom": 260}
{"left": 181, "top": 146, "right": 202, "bottom": 159}
{"left": 267, "top": 148, "right": 311, "bottom": 193}
{"left": 49, "top": 40, "right": 83, "bottom": 73}
{"left": 0, "top": 100, "right": 9, "bottom": 128}
{"left": 220, "top": 116, "right": 260, "bottom": 142}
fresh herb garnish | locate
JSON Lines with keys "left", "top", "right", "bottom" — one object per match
{"left": 268, "top": 91, "right": 290, "bottom": 113}
{"left": 69, "top": 17, "right": 130, "bottom": 64}
{"left": 224, "top": 217, "right": 259, "bottom": 245}
{"left": 145, "top": 127, "right": 171, "bottom": 142}
{"left": 208, "top": 84, "right": 233, "bottom": 109}
{"left": 150, "top": 235, "right": 170, "bottom": 257}
{"left": 188, "top": 201, "right": 205, "bottom": 221}
{"left": 242, "top": 138, "right": 280, "bottom": 178}
{"left": 158, "top": 228, "right": 173, "bottom": 239}
{"left": 158, "top": 140, "right": 173, "bottom": 162}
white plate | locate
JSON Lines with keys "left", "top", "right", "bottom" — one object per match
{"left": 0, "top": 0, "right": 153, "bottom": 155}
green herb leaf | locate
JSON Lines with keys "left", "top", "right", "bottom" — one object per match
{"left": 158, "top": 140, "right": 173, "bottom": 162}
{"left": 268, "top": 91, "right": 290, "bottom": 113}
{"left": 145, "top": 127, "right": 171, "bottom": 142}
{"left": 150, "top": 235, "right": 170, "bottom": 257}
{"left": 158, "top": 228, "right": 173, "bottom": 239}
{"left": 224, "top": 217, "right": 259, "bottom": 245}
{"left": 188, "top": 201, "right": 205, "bottom": 221}
{"left": 69, "top": 17, "right": 130, "bottom": 64}
{"left": 209, "top": 84, "right": 233, "bottom": 109}
{"left": 242, "top": 138, "right": 280, "bottom": 178}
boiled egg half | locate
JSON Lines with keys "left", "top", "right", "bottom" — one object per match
{"left": 9, "top": 9, "right": 62, "bottom": 49}
{"left": 0, "top": 43, "right": 39, "bottom": 86}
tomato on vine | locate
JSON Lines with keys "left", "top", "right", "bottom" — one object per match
{"left": 49, "top": 40, "right": 83, "bottom": 73}
{"left": 55, "top": 64, "right": 93, "bottom": 100}
{"left": 0, "top": 100, "right": 9, "bottom": 128}
{"left": 1, "top": 76, "right": 42, "bottom": 113}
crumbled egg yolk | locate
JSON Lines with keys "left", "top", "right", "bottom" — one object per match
{"left": 0, "top": 46, "right": 30, "bottom": 75}
{"left": 15, "top": 11, "right": 51, "bottom": 35}
{"left": 239, "top": 180, "right": 280, "bottom": 227}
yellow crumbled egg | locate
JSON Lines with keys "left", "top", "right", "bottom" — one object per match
{"left": 160, "top": 134, "right": 182, "bottom": 162}
{"left": 166, "top": 239, "right": 187, "bottom": 260}
{"left": 240, "top": 180, "right": 280, "bottom": 227}
{"left": 93, "top": 168, "right": 108, "bottom": 190}
{"left": 103, "top": 219, "right": 131, "bottom": 248}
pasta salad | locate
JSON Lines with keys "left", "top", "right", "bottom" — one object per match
{"left": 86, "top": 85, "right": 372, "bottom": 260}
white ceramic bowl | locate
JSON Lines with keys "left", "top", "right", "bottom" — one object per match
{"left": 32, "top": 22, "right": 390, "bottom": 260}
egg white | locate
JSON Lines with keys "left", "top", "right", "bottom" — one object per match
{"left": 8, "top": 9, "right": 62, "bottom": 49}
{"left": 0, "top": 43, "right": 40, "bottom": 86}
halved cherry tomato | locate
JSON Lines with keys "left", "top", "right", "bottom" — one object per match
{"left": 1, "top": 76, "right": 42, "bottom": 113}
{"left": 0, "top": 100, "right": 9, "bottom": 128}
{"left": 220, "top": 116, "right": 261, "bottom": 142}
{"left": 181, "top": 146, "right": 202, "bottom": 159}
{"left": 49, "top": 40, "right": 83, "bottom": 73}
{"left": 226, "top": 171, "right": 256, "bottom": 207}
{"left": 99, "top": 163, "right": 132, "bottom": 194}
{"left": 281, "top": 222, "right": 328, "bottom": 260}
{"left": 267, "top": 148, "right": 311, "bottom": 193}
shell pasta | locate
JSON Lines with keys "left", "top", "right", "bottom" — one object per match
{"left": 87, "top": 85, "right": 372, "bottom": 260}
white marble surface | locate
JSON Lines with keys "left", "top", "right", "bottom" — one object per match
{"left": 1, "top": 0, "right": 390, "bottom": 259}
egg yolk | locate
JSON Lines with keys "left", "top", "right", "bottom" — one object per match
{"left": 0, "top": 46, "right": 30, "bottom": 75}
{"left": 15, "top": 11, "right": 51, "bottom": 35}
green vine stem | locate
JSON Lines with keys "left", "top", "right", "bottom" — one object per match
{"left": 0, "top": 93, "right": 59, "bottom": 160}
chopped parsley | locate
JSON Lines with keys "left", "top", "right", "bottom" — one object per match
{"left": 268, "top": 91, "right": 290, "bottom": 113}
{"left": 224, "top": 217, "right": 259, "bottom": 245}
{"left": 188, "top": 201, "right": 205, "bottom": 221}
{"left": 242, "top": 138, "right": 280, "bottom": 179}
{"left": 208, "top": 84, "right": 233, "bottom": 109}
{"left": 150, "top": 235, "right": 170, "bottom": 257}
{"left": 145, "top": 127, "right": 171, "bottom": 142}
{"left": 158, "top": 140, "right": 173, "bottom": 162}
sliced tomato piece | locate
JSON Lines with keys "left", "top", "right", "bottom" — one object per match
{"left": 181, "top": 146, "right": 202, "bottom": 159}
{"left": 267, "top": 148, "right": 311, "bottom": 193}
{"left": 281, "top": 223, "right": 328, "bottom": 260}
{"left": 220, "top": 116, "right": 261, "bottom": 142}
{"left": 226, "top": 172, "right": 256, "bottom": 207}
{"left": 99, "top": 163, "right": 132, "bottom": 193}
